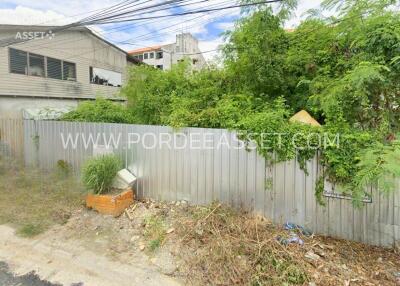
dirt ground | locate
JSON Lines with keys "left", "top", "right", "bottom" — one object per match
{"left": 0, "top": 220, "right": 181, "bottom": 286}
{"left": 0, "top": 199, "right": 399, "bottom": 286}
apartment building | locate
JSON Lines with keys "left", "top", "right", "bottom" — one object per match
{"left": 129, "top": 33, "right": 206, "bottom": 70}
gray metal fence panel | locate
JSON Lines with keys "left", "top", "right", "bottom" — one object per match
{"left": 1, "top": 118, "right": 399, "bottom": 247}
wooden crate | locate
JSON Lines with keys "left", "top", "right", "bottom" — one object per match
{"left": 86, "top": 188, "right": 134, "bottom": 217}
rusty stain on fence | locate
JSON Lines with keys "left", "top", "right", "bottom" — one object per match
{"left": 0, "top": 118, "right": 24, "bottom": 160}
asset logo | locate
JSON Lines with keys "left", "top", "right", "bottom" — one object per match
{"left": 15, "top": 30, "right": 55, "bottom": 41}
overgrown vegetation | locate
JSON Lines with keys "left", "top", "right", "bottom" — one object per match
{"left": 62, "top": 0, "right": 400, "bottom": 203}
{"left": 0, "top": 158, "right": 84, "bottom": 237}
{"left": 82, "top": 154, "right": 121, "bottom": 194}
{"left": 60, "top": 98, "right": 134, "bottom": 124}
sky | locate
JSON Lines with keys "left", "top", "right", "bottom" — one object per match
{"left": 0, "top": 0, "right": 322, "bottom": 61}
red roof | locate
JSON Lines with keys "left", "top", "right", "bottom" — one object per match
{"left": 128, "top": 45, "right": 162, "bottom": 54}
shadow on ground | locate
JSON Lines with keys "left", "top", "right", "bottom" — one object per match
{"left": 0, "top": 262, "right": 83, "bottom": 286}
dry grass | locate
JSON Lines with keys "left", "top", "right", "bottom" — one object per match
{"left": 174, "top": 203, "right": 308, "bottom": 285}
{"left": 0, "top": 158, "right": 85, "bottom": 237}
{"left": 170, "top": 202, "right": 400, "bottom": 286}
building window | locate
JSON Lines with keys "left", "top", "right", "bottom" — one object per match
{"left": 9, "top": 48, "right": 28, "bottom": 75}
{"left": 156, "top": 65, "right": 163, "bottom": 70}
{"left": 47, "top": 57, "right": 62, "bottom": 80}
{"left": 9, "top": 48, "right": 76, "bottom": 82}
{"left": 28, "top": 53, "right": 45, "bottom": 77}
{"left": 156, "top": 51, "right": 163, "bottom": 59}
{"left": 149, "top": 52, "right": 154, "bottom": 59}
{"left": 144, "top": 53, "right": 149, "bottom": 60}
{"left": 90, "top": 67, "right": 122, "bottom": 87}
{"left": 63, "top": 61, "right": 76, "bottom": 81}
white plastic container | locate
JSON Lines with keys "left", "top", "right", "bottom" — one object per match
{"left": 112, "top": 169, "right": 137, "bottom": 190}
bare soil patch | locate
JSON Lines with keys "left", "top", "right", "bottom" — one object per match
{"left": 57, "top": 199, "right": 400, "bottom": 285}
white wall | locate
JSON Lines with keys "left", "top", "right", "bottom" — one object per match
{"left": 0, "top": 97, "right": 78, "bottom": 118}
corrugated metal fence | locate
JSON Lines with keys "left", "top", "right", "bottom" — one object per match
{"left": 1, "top": 119, "right": 399, "bottom": 247}
{"left": 0, "top": 118, "right": 24, "bottom": 160}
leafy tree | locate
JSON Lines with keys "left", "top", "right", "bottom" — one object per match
{"left": 223, "top": 7, "right": 290, "bottom": 103}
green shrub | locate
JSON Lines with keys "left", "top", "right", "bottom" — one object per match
{"left": 82, "top": 154, "right": 121, "bottom": 194}
{"left": 60, "top": 98, "right": 134, "bottom": 124}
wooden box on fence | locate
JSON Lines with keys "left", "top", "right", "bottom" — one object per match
{"left": 86, "top": 188, "right": 134, "bottom": 217}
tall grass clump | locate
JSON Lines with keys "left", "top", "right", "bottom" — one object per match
{"left": 82, "top": 154, "right": 121, "bottom": 194}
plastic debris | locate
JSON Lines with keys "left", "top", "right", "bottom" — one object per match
{"left": 276, "top": 234, "right": 304, "bottom": 246}
{"left": 284, "top": 222, "right": 313, "bottom": 237}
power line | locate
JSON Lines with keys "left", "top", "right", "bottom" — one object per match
{"left": 0, "top": 0, "right": 221, "bottom": 47}
{"left": 7, "top": 1, "right": 232, "bottom": 53}
{"left": 120, "top": 9, "right": 228, "bottom": 43}
{"left": 80, "top": 0, "right": 218, "bottom": 25}
{"left": 3, "top": 0, "right": 140, "bottom": 27}
{"left": 80, "top": 0, "right": 196, "bottom": 25}
{"left": 3, "top": 0, "right": 274, "bottom": 50}
{"left": 79, "top": 0, "right": 144, "bottom": 23}
{"left": 0, "top": 0, "right": 187, "bottom": 46}
{"left": 83, "top": 0, "right": 283, "bottom": 25}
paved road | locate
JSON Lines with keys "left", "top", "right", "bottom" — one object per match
{"left": 0, "top": 262, "right": 64, "bottom": 286}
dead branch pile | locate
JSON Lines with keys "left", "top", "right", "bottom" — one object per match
{"left": 172, "top": 203, "right": 400, "bottom": 286}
